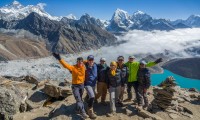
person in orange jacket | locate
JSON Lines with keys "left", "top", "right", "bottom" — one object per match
{"left": 52, "top": 53, "right": 88, "bottom": 119}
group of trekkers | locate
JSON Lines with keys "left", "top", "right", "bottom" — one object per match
{"left": 52, "top": 53, "right": 162, "bottom": 119}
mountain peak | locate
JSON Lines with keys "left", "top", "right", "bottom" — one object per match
{"left": 12, "top": 0, "right": 20, "bottom": 5}
{"left": 133, "top": 10, "right": 145, "bottom": 15}
{"left": 66, "top": 14, "right": 77, "bottom": 20}
{"left": 5, "top": 0, "right": 23, "bottom": 9}
{"left": 0, "top": 1, "right": 60, "bottom": 21}
{"left": 112, "top": 8, "right": 129, "bottom": 21}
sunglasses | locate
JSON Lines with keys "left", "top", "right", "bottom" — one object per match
{"left": 100, "top": 60, "right": 105, "bottom": 62}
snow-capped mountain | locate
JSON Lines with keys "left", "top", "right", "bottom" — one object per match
{"left": 65, "top": 14, "right": 77, "bottom": 20}
{"left": 171, "top": 15, "right": 200, "bottom": 28}
{"left": 0, "top": 0, "right": 61, "bottom": 21}
{"left": 185, "top": 15, "right": 200, "bottom": 27}
{"left": 107, "top": 8, "right": 132, "bottom": 32}
{"left": 107, "top": 9, "right": 175, "bottom": 32}
{"left": 106, "top": 9, "right": 200, "bottom": 32}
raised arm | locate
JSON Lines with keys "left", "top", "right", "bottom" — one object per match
{"left": 146, "top": 58, "right": 163, "bottom": 67}
{"left": 52, "top": 53, "right": 74, "bottom": 71}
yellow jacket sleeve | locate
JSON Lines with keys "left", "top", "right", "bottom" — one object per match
{"left": 59, "top": 59, "right": 74, "bottom": 71}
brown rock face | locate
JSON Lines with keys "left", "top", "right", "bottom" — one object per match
{"left": 0, "top": 33, "right": 49, "bottom": 60}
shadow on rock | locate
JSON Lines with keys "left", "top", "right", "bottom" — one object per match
{"left": 33, "top": 117, "right": 49, "bottom": 120}
{"left": 49, "top": 104, "right": 83, "bottom": 120}
{"left": 29, "top": 91, "right": 49, "bottom": 102}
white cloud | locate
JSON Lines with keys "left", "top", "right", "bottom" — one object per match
{"left": 89, "top": 28, "right": 200, "bottom": 63}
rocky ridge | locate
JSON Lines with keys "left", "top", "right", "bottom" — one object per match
{"left": 0, "top": 76, "right": 199, "bottom": 120}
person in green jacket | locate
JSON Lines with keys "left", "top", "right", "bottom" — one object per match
{"left": 124, "top": 56, "right": 162, "bottom": 104}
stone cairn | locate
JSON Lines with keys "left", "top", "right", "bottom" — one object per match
{"left": 150, "top": 76, "right": 194, "bottom": 119}
{"left": 151, "top": 76, "right": 178, "bottom": 112}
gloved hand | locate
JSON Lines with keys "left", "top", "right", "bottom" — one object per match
{"left": 52, "top": 53, "right": 61, "bottom": 60}
{"left": 154, "top": 58, "right": 163, "bottom": 64}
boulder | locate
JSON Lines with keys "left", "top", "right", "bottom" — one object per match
{"left": 26, "top": 91, "right": 49, "bottom": 110}
{"left": 24, "top": 75, "right": 39, "bottom": 84}
{"left": 0, "top": 87, "right": 22, "bottom": 118}
{"left": 43, "top": 83, "right": 72, "bottom": 98}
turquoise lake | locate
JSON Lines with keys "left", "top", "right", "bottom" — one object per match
{"left": 151, "top": 69, "right": 200, "bottom": 91}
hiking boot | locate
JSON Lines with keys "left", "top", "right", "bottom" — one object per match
{"left": 123, "top": 99, "right": 131, "bottom": 102}
{"left": 80, "top": 112, "right": 89, "bottom": 119}
{"left": 106, "top": 112, "right": 116, "bottom": 117}
{"left": 87, "top": 108, "right": 97, "bottom": 119}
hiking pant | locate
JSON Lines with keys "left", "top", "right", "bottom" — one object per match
{"left": 85, "top": 86, "right": 95, "bottom": 108}
{"left": 119, "top": 85, "right": 125, "bottom": 102}
{"left": 71, "top": 84, "right": 86, "bottom": 113}
{"left": 138, "top": 86, "right": 148, "bottom": 106}
{"left": 127, "top": 81, "right": 139, "bottom": 102}
{"left": 109, "top": 86, "right": 121, "bottom": 112}
{"left": 95, "top": 82, "right": 107, "bottom": 102}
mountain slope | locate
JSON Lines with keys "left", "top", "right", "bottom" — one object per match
{"left": 162, "top": 58, "right": 200, "bottom": 79}
{"left": 0, "top": 33, "right": 49, "bottom": 60}
{"left": 0, "top": 12, "right": 117, "bottom": 55}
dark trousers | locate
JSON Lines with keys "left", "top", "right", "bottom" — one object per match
{"left": 127, "top": 81, "right": 140, "bottom": 103}
{"left": 138, "top": 86, "right": 148, "bottom": 106}
{"left": 72, "top": 84, "right": 86, "bottom": 113}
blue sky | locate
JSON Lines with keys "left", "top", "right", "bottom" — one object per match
{"left": 0, "top": 0, "right": 199, "bottom": 20}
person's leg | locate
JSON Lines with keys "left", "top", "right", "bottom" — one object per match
{"left": 85, "top": 86, "right": 95, "bottom": 108}
{"left": 126, "top": 82, "right": 132, "bottom": 100}
{"left": 85, "top": 86, "right": 96, "bottom": 119}
{"left": 72, "top": 84, "right": 86, "bottom": 114}
{"left": 95, "top": 82, "right": 103, "bottom": 102}
{"left": 143, "top": 88, "right": 149, "bottom": 108}
{"left": 133, "top": 81, "right": 140, "bottom": 104}
{"left": 101, "top": 82, "right": 108, "bottom": 103}
{"left": 119, "top": 86, "right": 125, "bottom": 102}
{"left": 115, "top": 86, "right": 121, "bottom": 105}
{"left": 109, "top": 87, "right": 116, "bottom": 113}
{"left": 137, "top": 86, "right": 144, "bottom": 106}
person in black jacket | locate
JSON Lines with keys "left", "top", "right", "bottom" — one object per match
{"left": 137, "top": 61, "right": 151, "bottom": 110}
{"left": 95, "top": 58, "right": 109, "bottom": 105}
{"left": 107, "top": 61, "right": 122, "bottom": 117}
{"left": 116, "top": 56, "right": 129, "bottom": 107}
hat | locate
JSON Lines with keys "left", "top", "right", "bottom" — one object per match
{"left": 140, "top": 60, "right": 147, "bottom": 65}
{"left": 77, "top": 57, "right": 83, "bottom": 61}
{"left": 87, "top": 55, "right": 94, "bottom": 60}
{"left": 117, "top": 56, "right": 124, "bottom": 60}
{"left": 129, "top": 55, "right": 135, "bottom": 59}
{"left": 100, "top": 57, "right": 106, "bottom": 61}
{"left": 110, "top": 61, "right": 117, "bottom": 66}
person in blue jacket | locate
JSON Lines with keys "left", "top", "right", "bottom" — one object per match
{"left": 84, "top": 55, "right": 98, "bottom": 119}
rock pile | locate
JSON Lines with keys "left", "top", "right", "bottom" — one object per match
{"left": 151, "top": 76, "right": 196, "bottom": 119}
{"left": 151, "top": 76, "right": 178, "bottom": 111}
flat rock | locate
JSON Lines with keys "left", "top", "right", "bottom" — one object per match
{"left": 43, "top": 83, "right": 72, "bottom": 98}
{"left": 138, "top": 109, "right": 163, "bottom": 120}
{"left": 169, "top": 113, "right": 180, "bottom": 119}
{"left": 26, "top": 91, "right": 49, "bottom": 110}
